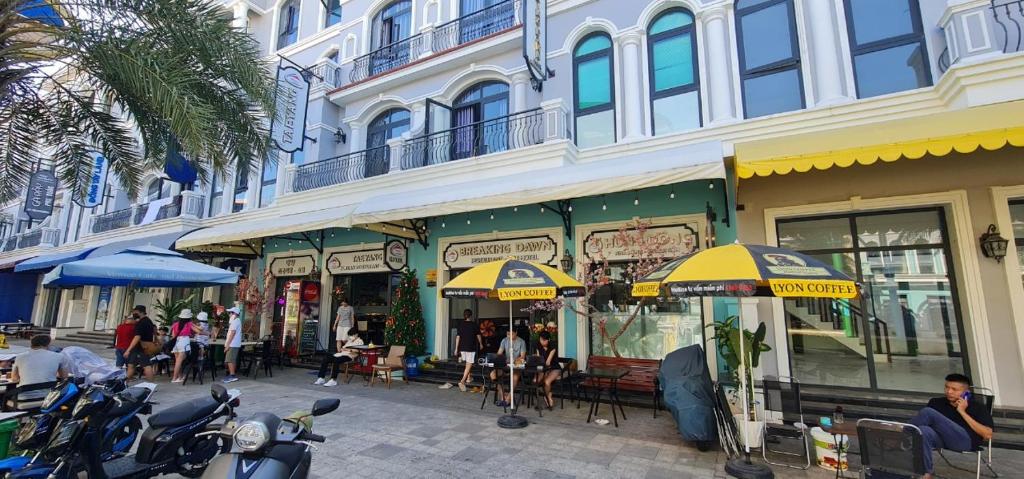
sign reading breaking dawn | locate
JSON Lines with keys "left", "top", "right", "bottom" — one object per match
{"left": 443, "top": 236, "right": 558, "bottom": 269}
{"left": 270, "top": 65, "right": 310, "bottom": 153}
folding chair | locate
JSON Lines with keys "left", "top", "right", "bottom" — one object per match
{"left": 856, "top": 418, "right": 928, "bottom": 479}
{"left": 938, "top": 386, "right": 998, "bottom": 478}
{"left": 761, "top": 375, "right": 811, "bottom": 469}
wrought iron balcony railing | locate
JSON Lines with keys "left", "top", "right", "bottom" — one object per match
{"left": 992, "top": 0, "right": 1024, "bottom": 53}
{"left": 134, "top": 196, "right": 182, "bottom": 225}
{"left": 1, "top": 236, "right": 17, "bottom": 252}
{"left": 400, "top": 108, "right": 545, "bottom": 170}
{"left": 309, "top": 60, "right": 343, "bottom": 89}
{"left": 292, "top": 146, "right": 391, "bottom": 192}
{"left": 91, "top": 207, "right": 134, "bottom": 234}
{"left": 90, "top": 195, "right": 184, "bottom": 234}
{"left": 349, "top": 35, "right": 426, "bottom": 84}
{"left": 17, "top": 229, "right": 42, "bottom": 249}
{"left": 432, "top": 0, "right": 519, "bottom": 53}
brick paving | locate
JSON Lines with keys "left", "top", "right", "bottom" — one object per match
{"left": 29, "top": 339, "right": 1024, "bottom": 478}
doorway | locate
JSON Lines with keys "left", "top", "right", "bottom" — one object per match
{"left": 451, "top": 81, "right": 509, "bottom": 160}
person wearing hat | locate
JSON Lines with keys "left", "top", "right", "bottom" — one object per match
{"left": 193, "top": 312, "right": 211, "bottom": 347}
{"left": 222, "top": 306, "right": 242, "bottom": 383}
{"left": 170, "top": 309, "right": 195, "bottom": 383}
{"left": 123, "top": 305, "right": 157, "bottom": 381}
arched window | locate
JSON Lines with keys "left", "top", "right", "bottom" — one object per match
{"left": 736, "top": 0, "right": 804, "bottom": 118}
{"left": 145, "top": 179, "right": 169, "bottom": 202}
{"left": 324, "top": 0, "right": 342, "bottom": 28}
{"left": 843, "top": 0, "right": 930, "bottom": 98}
{"left": 277, "top": 0, "right": 300, "bottom": 50}
{"left": 452, "top": 81, "right": 509, "bottom": 159}
{"left": 366, "top": 108, "right": 411, "bottom": 178}
{"left": 573, "top": 33, "right": 615, "bottom": 148}
{"left": 647, "top": 9, "right": 701, "bottom": 135}
{"left": 371, "top": 0, "right": 412, "bottom": 50}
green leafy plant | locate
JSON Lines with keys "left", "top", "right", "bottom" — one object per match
{"left": 706, "top": 315, "right": 771, "bottom": 419}
{"left": 154, "top": 295, "right": 195, "bottom": 327}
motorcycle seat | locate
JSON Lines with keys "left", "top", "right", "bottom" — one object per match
{"left": 266, "top": 443, "right": 306, "bottom": 471}
{"left": 147, "top": 396, "right": 220, "bottom": 428}
{"left": 107, "top": 387, "right": 151, "bottom": 416}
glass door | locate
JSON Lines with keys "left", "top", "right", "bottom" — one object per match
{"left": 447, "top": 269, "right": 477, "bottom": 357}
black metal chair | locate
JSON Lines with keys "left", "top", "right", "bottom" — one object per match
{"left": 713, "top": 381, "right": 741, "bottom": 458}
{"left": 247, "top": 339, "right": 275, "bottom": 379}
{"left": 185, "top": 343, "right": 214, "bottom": 385}
{"left": 856, "top": 418, "right": 928, "bottom": 479}
{"left": 760, "top": 375, "right": 811, "bottom": 469}
{"left": 938, "top": 386, "right": 998, "bottom": 478}
{"left": 4, "top": 381, "right": 57, "bottom": 413}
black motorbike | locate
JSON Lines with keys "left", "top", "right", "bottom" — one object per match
{"left": 200, "top": 397, "right": 339, "bottom": 479}
{"left": 44, "top": 383, "right": 240, "bottom": 479}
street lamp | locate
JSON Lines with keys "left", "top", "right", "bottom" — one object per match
{"left": 559, "top": 249, "right": 574, "bottom": 273}
{"left": 979, "top": 224, "right": 1009, "bottom": 262}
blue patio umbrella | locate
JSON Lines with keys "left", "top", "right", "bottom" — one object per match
{"left": 42, "top": 245, "right": 238, "bottom": 288}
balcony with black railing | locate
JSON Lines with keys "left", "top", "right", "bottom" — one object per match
{"left": 347, "top": 0, "right": 520, "bottom": 85}
{"left": 292, "top": 146, "right": 391, "bottom": 193}
{"left": 993, "top": 0, "right": 1024, "bottom": 53}
{"left": 309, "top": 60, "right": 343, "bottom": 90}
{"left": 90, "top": 195, "right": 186, "bottom": 234}
{"left": 941, "top": 1, "right": 1024, "bottom": 73}
{"left": 91, "top": 207, "right": 134, "bottom": 234}
{"left": 133, "top": 196, "right": 182, "bottom": 225}
{"left": 400, "top": 108, "right": 545, "bottom": 170}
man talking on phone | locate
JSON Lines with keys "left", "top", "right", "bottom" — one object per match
{"left": 910, "top": 373, "right": 994, "bottom": 478}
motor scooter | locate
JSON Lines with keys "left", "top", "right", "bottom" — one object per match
{"left": 200, "top": 397, "right": 339, "bottom": 479}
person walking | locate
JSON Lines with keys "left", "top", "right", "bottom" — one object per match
{"left": 114, "top": 314, "right": 137, "bottom": 369}
{"left": 454, "top": 309, "right": 481, "bottom": 392}
{"left": 334, "top": 299, "right": 354, "bottom": 351}
{"left": 123, "top": 305, "right": 157, "bottom": 381}
{"left": 170, "top": 309, "right": 194, "bottom": 383}
{"left": 222, "top": 307, "right": 242, "bottom": 383}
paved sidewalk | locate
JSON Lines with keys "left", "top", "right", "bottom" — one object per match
{"left": 33, "top": 339, "right": 1024, "bottom": 478}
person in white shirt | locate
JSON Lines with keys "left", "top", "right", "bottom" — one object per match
{"left": 314, "top": 328, "right": 363, "bottom": 387}
{"left": 222, "top": 307, "right": 242, "bottom": 383}
{"left": 334, "top": 300, "right": 355, "bottom": 351}
{"left": 12, "top": 335, "right": 67, "bottom": 387}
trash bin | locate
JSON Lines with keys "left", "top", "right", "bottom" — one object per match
{"left": 0, "top": 419, "right": 19, "bottom": 458}
{"left": 404, "top": 356, "right": 420, "bottom": 378}
{"left": 811, "top": 426, "right": 849, "bottom": 472}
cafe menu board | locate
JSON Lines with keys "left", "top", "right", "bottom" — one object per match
{"left": 298, "top": 281, "right": 321, "bottom": 353}
{"left": 300, "top": 320, "right": 318, "bottom": 353}
{"left": 282, "top": 281, "right": 301, "bottom": 350}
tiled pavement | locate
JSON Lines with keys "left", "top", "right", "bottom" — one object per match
{"left": 33, "top": 340, "right": 1024, "bottom": 478}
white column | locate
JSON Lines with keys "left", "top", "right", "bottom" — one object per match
{"left": 703, "top": 8, "right": 738, "bottom": 124}
{"left": 388, "top": 137, "right": 405, "bottom": 173}
{"left": 231, "top": 2, "right": 249, "bottom": 30}
{"left": 540, "top": 99, "right": 570, "bottom": 142}
{"left": 220, "top": 170, "right": 236, "bottom": 216}
{"left": 511, "top": 73, "right": 531, "bottom": 113}
{"left": 275, "top": 152, "right": 289, "bottom": 198}
{"left": 619, "top": 32, "right": 645, "bottom": 141}
{"left": 805, "top": 0, "right": 850, "bottom": 106}
{"left": 348, "top": 122, "right": 364, "bottom": 152}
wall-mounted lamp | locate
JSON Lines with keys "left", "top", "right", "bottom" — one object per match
{"left": 979, "top": 224, "right": 1009, "bottom": 262}
{"left": 560, "top": 249, "right": 574, "bottom": 273}
{"left": 334, "top": 129, "right": 347, "bottom": 144}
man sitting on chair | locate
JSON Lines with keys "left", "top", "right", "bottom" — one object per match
{"left": 909, "top": 373, "right": 993, "bottom": 478}
{"left": 313, "top": 328, "right": 363, "bottom": 387}
{"left": 490, "top": 329, "right": 526, "bottom": 408}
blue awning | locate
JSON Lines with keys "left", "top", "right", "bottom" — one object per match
{"left": 14, "top": 248, "right": 96, "bottom": 273}
{"left": 86, "top": 230, "right": 195, "bottom": 258}
{"left": 43, "top": 245, "right": 238, "bottom": 288}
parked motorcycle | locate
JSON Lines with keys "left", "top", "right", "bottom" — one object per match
{"left": 200, "top": 397, "right": 339, "bottom": 479}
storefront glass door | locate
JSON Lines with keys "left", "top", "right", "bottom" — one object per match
{"left": 777, "top": 208, "right": 969, "bottom": 392}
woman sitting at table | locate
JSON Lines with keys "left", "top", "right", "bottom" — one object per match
{"left": 314, "top": 328, "right": 363, "bottom": 387}
{"left": 534, "top": 331, "right": 561, "bottom": 410}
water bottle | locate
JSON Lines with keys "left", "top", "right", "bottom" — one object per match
{"left": 833, "top": 406, "right": 845, "bottom": 425}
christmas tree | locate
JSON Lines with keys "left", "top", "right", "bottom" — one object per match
{"left": 385, "top": 269, "right": 427, "bottom": 356}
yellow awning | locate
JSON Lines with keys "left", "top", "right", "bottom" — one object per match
{"left": 735, "top": 101, "right": 1024, "bottom": 179}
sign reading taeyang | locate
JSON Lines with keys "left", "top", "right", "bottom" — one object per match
{"left": 270, "top": 64, "right": 311, "bottom": 153}
{"left": 75, "top": 152, "right": 110, "bottom": 208}
{"left": 522, "top": 0, "right": 548, "bottom": 90}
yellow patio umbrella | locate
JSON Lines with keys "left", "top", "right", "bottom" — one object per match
{"left": 441, "top": 258, "right": 584, "bottom": 429}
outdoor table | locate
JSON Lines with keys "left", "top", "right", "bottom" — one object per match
{"left": 480, "top": 363, "right": 544, "bottom": 411}
{"left": 822, "top": 421, "right": 857, "bottom": 479}
{"left": 207, "top": 340, "right": 261, "bottom": 369}
{"left": 584, "top": 367, "right": 630, "bottom": 427}
{"left": 345, "top": 344, "right": 388, "bottom": 385}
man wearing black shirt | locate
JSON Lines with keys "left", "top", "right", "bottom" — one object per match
{"left": 909, "top": 373, "right": 994, "bottom": 478}
{"left": 454, "top": 309, "right": 482, "bottom": 392}
{"left": 122, "top": 305, "right": 157, "bottom": 381}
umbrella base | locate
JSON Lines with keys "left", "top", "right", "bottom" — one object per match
{"left": 725, "top": 458, "right": 774, "bottom": 479}
{"left": 497, "top": 414, "right": 528, "bottom": 429}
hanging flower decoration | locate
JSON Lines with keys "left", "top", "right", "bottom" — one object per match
{"left": 479, "top": 319, "right": 496, "bottom": 338}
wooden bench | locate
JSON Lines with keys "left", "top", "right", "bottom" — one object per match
{"left": 585, "top": 355, "right": 662, "bottom": 418}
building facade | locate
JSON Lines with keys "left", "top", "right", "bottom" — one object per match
{"left": 2, "top": 0, "right": 1024, "bottom": 409}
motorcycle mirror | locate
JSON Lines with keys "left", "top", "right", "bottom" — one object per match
{"left": 311, "top": 398, "right": 340, "bottom": 417}
{"left": 211, "top": 384, "right": 229, "bottom": 403}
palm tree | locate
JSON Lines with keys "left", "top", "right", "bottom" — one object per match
{"left": 0, "top": 0, "right": 274, "bottom": 203}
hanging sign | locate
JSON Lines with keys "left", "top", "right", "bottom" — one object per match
{"left": 75, "top": 152, "right": 109, "bottom": 208}
{"left": 443, "top": 235, "right": 558, "bottom": 269}
{"left": 270, "top": 64, "right": 311, "bottom": 153}
{"left": 270, "top": 255, "right": 316, "bottom": 277}
{"left": 522, "top": 0, "right": 548, "bottom": 88}
{"left": 24, "top": 169, "right": 57, "bottom": 220}
{"left": 425, "top": 269, "right": 438, "bottom": 287}
{"left": 326, "top": 248, "right": 387, "bottom": 275}
{"left": 384, "top": 240, "right": 408, "bottom": 272}
{"left": 584, "top": 223, "right": 700, "bottom": 262}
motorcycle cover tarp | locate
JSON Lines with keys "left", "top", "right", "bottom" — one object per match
{"left": 60, "top": 346, "right": 125, "bottom": 385}
{"left": 658, "top": 344, "right": 718, "bottom": 443}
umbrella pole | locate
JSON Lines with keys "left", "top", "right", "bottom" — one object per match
{"left": 725, "top": 304, "right": 773, "bottom": 479}
{"left": 497, "top": 300, "right": 527, "bottom": 429}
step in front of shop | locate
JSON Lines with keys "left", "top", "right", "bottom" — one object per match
{"left": 61, "top": 331, "right": 116, "bottom": 347}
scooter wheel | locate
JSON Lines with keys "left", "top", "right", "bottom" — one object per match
{"left": 177, "top": 434, "right": 227, "bottom": 478}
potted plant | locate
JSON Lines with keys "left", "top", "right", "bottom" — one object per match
{"left": 154, "top": 295, "right": 195, "bottom": 327}
{"left": 707, "top": 315, "right": 771, "bottom": 448}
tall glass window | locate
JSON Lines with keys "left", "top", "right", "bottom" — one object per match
{"left": 259, "top": 154, "right": 278, "bottom": 208}
{"left": 736, "top": 0, "right": 804, "bottom": 118}
{"left": 776, "top": 208, "right": 968, "bottom": 392}
{"left": 452, "top": 81, "right": 509, "bottom": 159}
{"left": 232, "top": 170, "right": 248, "bottom": 213}
{"left": 573, "top": 33, "right": 615, "bottom": 149}
{"left": 371, "top": 0, "right": 412, "bottom": 50}
{"left": 208, "top": 173, "right": 223, "bottom": 217}
{"left": 145, "top": 179, "right": 170, "bottom": 202}
{"left": 324, "top": 0, "right": 342, "bottom": 28}
{"left": 366, "top": 108, "right": 410, "bottom": 178}
{"left": 1011, "top": 200, "right": 1024, "bottom": 292}
{"left": 844, "top": 0, "right": 931, "bottom": 98}
{"left": 647, "top": 9, "right": 701, "bottom": 135}
{"left": 277, "top": 0, "right": 300, "bottom": 50}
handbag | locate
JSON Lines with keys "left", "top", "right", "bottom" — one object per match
{"left": 140, "top": 341, "right": 161, "bottom": 356}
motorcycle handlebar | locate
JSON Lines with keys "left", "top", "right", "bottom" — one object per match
{"left": 300, "top": 431, "right": 325, "bottom": 443}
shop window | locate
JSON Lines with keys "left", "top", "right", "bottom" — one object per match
{"left": 588, "top": 262, "right": 704, "bottom": 360}
{"left": 736, "top": 0, "right": 804, "bottom": 118}
{"left": 647, "top": 8, "right": 701, "bottom": 135}
{"left": 573, "top": 33, "right": 616, "bottom": 148}
{"left": 277, "top": 0, "right": 300, "bottom": 50}
{"left": 324, "top": 0, "right": 342, "bottom": 28}
{"left": 1011, "top": 200, "right": 1024, "bottom": 292}
{"left": 208, "top": 172, "right": 223, "bottom": 217}
{"left": 844, "top": 0, "right": 931, "bottom": 98}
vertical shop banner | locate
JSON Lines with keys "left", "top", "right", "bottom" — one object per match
{"left": 95, "top": 286, "right": 112, "bottom": 331}
{"left": 75, "top": 152, "right": 109, "bottom": 208}
{"left": 24, "top": 169, "right": 57, "bottom": 220}
{"left": 522, "top": 0, "right": 548, "bottom": 86}
{"left": 270, "top": 65, "right": 310, "bottom": 153}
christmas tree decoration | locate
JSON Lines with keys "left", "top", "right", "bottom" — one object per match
{"left": 384, "top": 269, "right": 427, "bottom": 356}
